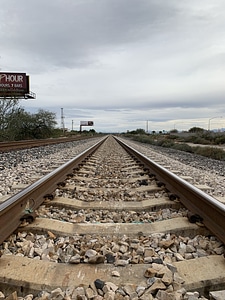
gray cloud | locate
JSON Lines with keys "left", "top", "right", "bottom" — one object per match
{"left": 1, "top": 0, "right": 225, "bottom": 132}
{"left": 0, "top": 0, "right": 181, "bottom": 70}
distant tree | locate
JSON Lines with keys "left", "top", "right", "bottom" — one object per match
{"left": 0, "top": 99, "right": 19, "bottom": 128}
{"left": 32, "top": 109, "right": 57, "bottom": 138}
{"left": 0, "top": 104, "right": 57, "bottom": 140}
{"left": 89, "top": 129, "right": 96, "bottom": 133}
{"left": 0, "top": 99, "right": 21, "bottom": 140}
{"left": 170, "top": 129, "right": 178, "bottom": 133}
{"left": 189, "top": 127, "right": 205, "bottom": 133}
{"left": 6, "top": 108, "right": 32, "bottom": 140}
{"left": 127, "top": 128, "right": 146, "bottom": 134}
{"left": 135, "top": 128, "right": 146, "bottom": 134}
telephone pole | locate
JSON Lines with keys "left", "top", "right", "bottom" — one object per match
{"left": 61, "top": 108, "right": 65, "bottom": 133}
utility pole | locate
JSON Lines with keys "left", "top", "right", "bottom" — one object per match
{"left": 61, "top": 108, "right": 65, "bottom": 133}
{"left": 208, "top": 116, "right": 222, "bottom": 131}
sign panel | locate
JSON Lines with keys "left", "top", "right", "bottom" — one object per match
{"left": 80, "top": 121, "right": 94, "bottom": 126}
{"left": 0, "top": 72, "right": 28, "bottom": 96}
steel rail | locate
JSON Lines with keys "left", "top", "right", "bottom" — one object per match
{"left": 0, "top": 136, "right": 102, "bottom": 152}
{"left": 0, "top": 136, "right": 107, "bottom": 244}
{"left": 115, "top": 136, "right": 225, "bottom": 244}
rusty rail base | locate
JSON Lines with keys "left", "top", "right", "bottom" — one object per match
{"left": 0, "top": 137, "right": 107, "bottom": 244}
{"left": 115, "top": 136, "right": 225, "bottom": 245}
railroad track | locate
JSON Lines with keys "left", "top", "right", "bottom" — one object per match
{"left": 0, "top": 135, "right": 225, "bottom": 300}
{"left": 0, "top": 136, "right": 96, "bottom": 152}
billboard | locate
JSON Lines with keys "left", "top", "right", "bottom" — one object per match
{"left": 80, "top": 121, "right": 94, "bottom": 126}
{"left": 0, "top": 72, "right": 29, "bottom": 97}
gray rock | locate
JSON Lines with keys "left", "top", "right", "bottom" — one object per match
{"left": 114, "top": 259, "right": 129, "bottom": 266}
{"left": 69, "top": 254, "right": 81, "bottom": 264}
{"left": 85, "top": 249, "right": 97, "bottom": 258}
{"left": 50, "top": 288, "right": 65, "bottom": 300}
{"left": 88, "top": 255, "right": 105, "bottom": 264}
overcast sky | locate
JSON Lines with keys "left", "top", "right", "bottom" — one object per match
{"left": 1, "top": 0, "right": 225, "bottom": 132}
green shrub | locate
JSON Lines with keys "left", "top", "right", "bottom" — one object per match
{"left": 166, "top": 135, "right": 178, "bottom": 140}
{"left": 191, "top": 136, "right": 210, "bottom": 145}
{"left": 123, "top": 132, "right": 225, "bottom": 161}
{"left": 157, "top": 140, "right": 175, "bottom": 148}
{"left": 215, "top": 135, "right": 225, "bottom": 145}
{"left": 172, "top": 143, "right": 193, "bottom": 153}
{"left": 193, "top": 146, "right": 225, "bottom": 160}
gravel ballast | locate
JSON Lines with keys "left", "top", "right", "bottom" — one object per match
{"left": 0, "top": 136, "right": 224, "bottom": 300}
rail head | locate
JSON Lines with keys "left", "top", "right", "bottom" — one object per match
{"left": 0, "top": 136, "right": 108, "bottom": 244}
{"left": 114, "top": 136, "right": 225, "bottom": 244}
